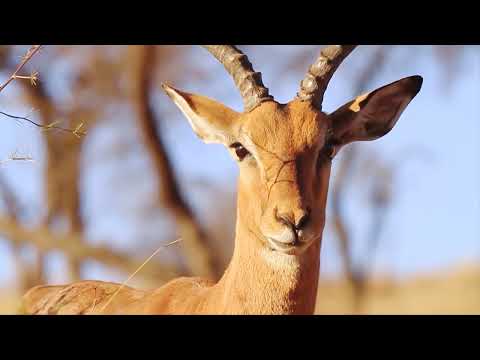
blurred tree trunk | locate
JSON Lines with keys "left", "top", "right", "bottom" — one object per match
{"left": 331, "top": 46, "right": 391, "bottom": 314}
{"left": 130, "top": 45, "right": 221, "bottom": 280}
{"left": 0, "top": 171, "right": 31, "bottom": 292}
{"left": 19, "top": 72, "right": 91, "bottom": 285}
{"left": 44, "top": 118, "right": 84, "bottom": 281}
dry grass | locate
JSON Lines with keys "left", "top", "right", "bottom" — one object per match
{"left": 1, "top": 262, "right": 478, "bottom": 315}
{"left": 0, "top": 293, "right": 21, "bottom": 314}
{"left": 315, "top": 263, "right": 480, "bottom": 314}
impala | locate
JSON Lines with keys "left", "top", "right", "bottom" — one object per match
{"left": 22, "top": 45, "right": 422, "bottom": 315}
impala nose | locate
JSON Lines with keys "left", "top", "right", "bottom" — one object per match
{"left": 296, "top": 211, "right": 311, "bottom": 230}
{"left": 276, "top": 208, "right": 311, "bottom": 231}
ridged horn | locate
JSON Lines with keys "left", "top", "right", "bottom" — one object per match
{"left": 201, "top": 45, "right": 273, "bottom": 112}
{"left": 297, "top": 45, "right": 357, "bottom": 110}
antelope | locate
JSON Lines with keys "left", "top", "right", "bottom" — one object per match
{"left": 21, "top": 45, "right": 422, "bottom": 315}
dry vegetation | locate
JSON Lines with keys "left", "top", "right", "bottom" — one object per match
{"left": 315, "top": 263, "right": 480, "bottom": 314}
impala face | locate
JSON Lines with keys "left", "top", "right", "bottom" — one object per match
{"left": 234, "top": 100, "right": 332, "bottom": 255}
{"left": 162, "top": 46, "right": 422, "bottom": 258}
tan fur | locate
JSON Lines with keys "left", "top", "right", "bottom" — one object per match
{"left": 22, "top": 69, "right": 422, "bottom": 315}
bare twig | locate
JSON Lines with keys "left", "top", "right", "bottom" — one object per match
{"left": 0, "top": 110, "right": 87, "bottom": 137}
{"left": 0, "top": 150, "right": 35, "bottom": 166}
{"left": 0, "top": 45, "right": 42, "bottom": 93}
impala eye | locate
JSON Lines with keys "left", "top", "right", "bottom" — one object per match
{"left": 318, "top": 142, "right": 337, "bottom": 166}
{"left": 230, "top": 142, "right": 251, "bottom": 161}
{"left": 325, "top": 143, "right": 336, "bottom": 160}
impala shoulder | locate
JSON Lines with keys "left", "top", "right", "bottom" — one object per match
{"left": 143, "top": 276, "right": 215, "bottom": 314}
{"left": 21, "top": 280, "right": 139, "bottom": 315}
{"left": 153, "top": 276, "right": 215, "bottom": 295}
{"left": 21, "top": 284, "right": 67, "bottom": 314}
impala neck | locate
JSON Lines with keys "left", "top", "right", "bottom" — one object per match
{"left": 214, "top": 208, "right": 322, "bottom": 315}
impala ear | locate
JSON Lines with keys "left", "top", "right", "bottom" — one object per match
{"left": 328, "top": 76, "right": 423, "bottom": 145}
{"left": 162, "top": 83, "right": 241, "bottom": 145}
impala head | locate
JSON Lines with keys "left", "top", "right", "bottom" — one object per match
{"left": 163, "top": 45, "right": 422, "bottom": 257}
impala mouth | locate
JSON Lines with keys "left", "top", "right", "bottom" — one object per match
{"left": 267, "top": 237, "right": 312, "bottom": 255}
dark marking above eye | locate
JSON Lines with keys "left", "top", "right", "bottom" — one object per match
{"left": 230, "top": 142, "right": 251, "bottom": 161}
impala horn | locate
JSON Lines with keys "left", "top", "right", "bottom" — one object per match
{"left": 201, "top": 45, "right": 274, "bottom": 112}
{"left": 297, "top": 45, "right": 357, "bottom": 110}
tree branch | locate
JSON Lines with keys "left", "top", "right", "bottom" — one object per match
{"left": 0, "top": 216, "right": 179, "bottom": 283}
{"left": 0, "top": 45, "right": 42, "bottom": 93}
{"left": 131, "top": 45, "right": 221, "bottom": 279}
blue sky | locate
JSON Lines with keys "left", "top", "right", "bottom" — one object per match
{"left": 0, "top": 45, "right": 478, "bottom": 288}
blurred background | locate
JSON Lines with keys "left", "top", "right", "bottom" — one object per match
{"left": 0, "top": 45, "right": 478, "bottom": 314}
